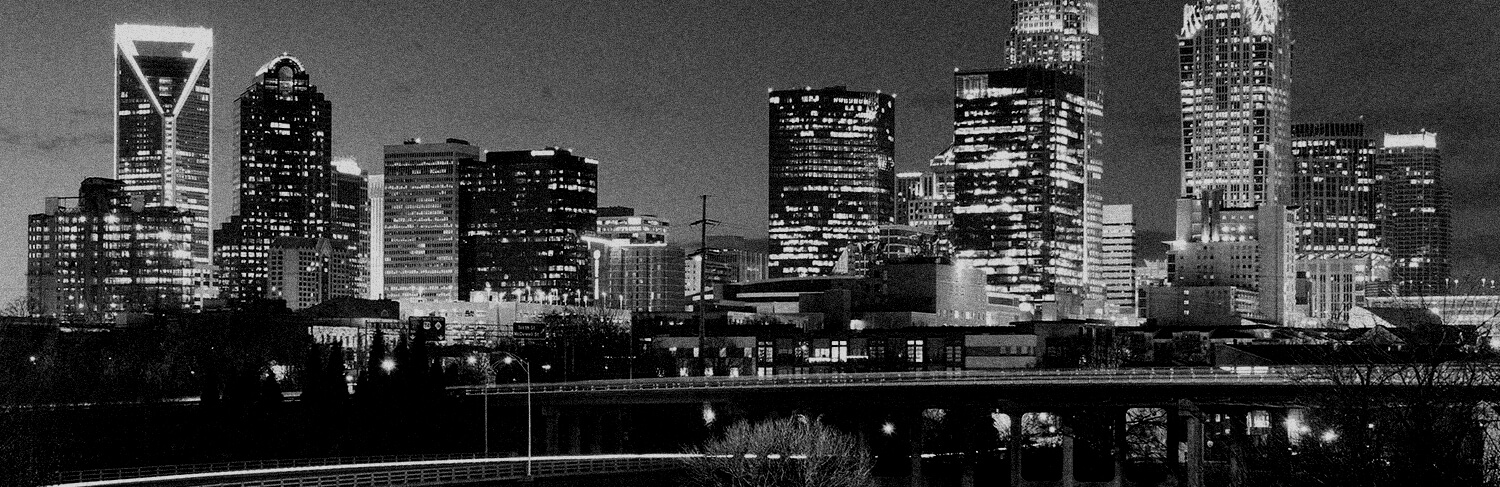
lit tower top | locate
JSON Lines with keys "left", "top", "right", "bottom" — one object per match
{"left": 114, "top": 24, "right": 214, "bottom": 264}
{"left": 1177, "top": 0, "right": 1291, "bottom": 209}
{"left": 1007, "top": 0, "right": 1101, "bottom": 82}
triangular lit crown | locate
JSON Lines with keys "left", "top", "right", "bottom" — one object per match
{"left": 115, "top": 24, "right": 213, "bottom": 118}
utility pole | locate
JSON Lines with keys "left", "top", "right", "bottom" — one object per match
{"left": 690, "top": 195, "right": 719, "bottom": 376}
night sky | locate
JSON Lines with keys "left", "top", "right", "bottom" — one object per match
{"left": 1, "top": 0, "right": 1497, "bottom": 302}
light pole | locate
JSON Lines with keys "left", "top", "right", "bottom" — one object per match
{"left": 467, "top": 355, "right": 496, "bottom": 455}
{"left": 495, "top": 351, "right": 533, "bottom": 478}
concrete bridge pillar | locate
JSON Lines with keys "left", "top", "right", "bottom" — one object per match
{"left": 1179, "top": 400, "right": 1204, "bottom": 487}
{"left": 909, "top": 408, "right": 927, "bottom": 487}
{"left": 588, "top": 411, "right": 604, "bottom": 454}
{"left": 567, "top": 412, "right": 583, "bottom": 454}
{"left": 543, "top": 408, "right": 561, "bottom": 455}
{"left": 1008, "top": 411, "right": 1024, "bottom": 487}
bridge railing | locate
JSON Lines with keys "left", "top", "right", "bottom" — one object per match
{"left": 50, "top": 454, "right": 694, "bottom": 487}
{"left": 54, "top": 452, "right": 499, "bottom": 484}
{"left": 455, "top": 364, "right": 1500, "bottom": 395}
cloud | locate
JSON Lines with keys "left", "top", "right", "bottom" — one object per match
{"left": 0, "top": 123, "right": 111, "bottom": 152}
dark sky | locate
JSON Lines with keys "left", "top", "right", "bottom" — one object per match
{"left": 1, "top": 0, "right": 1498, "bottom": 302}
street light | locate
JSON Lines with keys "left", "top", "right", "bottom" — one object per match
{"left": 493, "top": 351, "right": 533, "bottom": 478}
{"left": 469, "top": 355, "right": 496, "bottom": 455}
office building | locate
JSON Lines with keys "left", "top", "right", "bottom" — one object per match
{"left": 767, "top": 86, "right": 895, "bottom": 279}
{"left": 383, "top": 139, "right": 483, "bottom": 302}
{"left": 27, "top": 178, "right": 195, "bottom": 323}
{"left": 1378, "top": 131, "right": 1451, "bottom": 295}
{"left": 114, "top": 24, "right": 213, "bottom": 265}
{"left": 895, "top": 148, "right": 957, "bottom": 230}
{"left": 950, "top": 68, "right": 1090, "bottom": 314}
{"left": 1289, "top": 122, "right": 1386, "bottom": 325}
{"left": 687, "top": 235, "right": 769, "bottom": 302}
{"left": 457, "top": 148, "right": 598, "bottom": 301}
{"left": 330, "top": 158, "right": 370, "bottom": 300}
{"left": 1177, "top": 0, "right": 1291, "bottom": 206}
{"left": 1160, "top": 194, "right": 1297, "bottom": 324}
{"left": 215, "top": 55, "right": 351, "bottom": 306}
{"left": 368, "top": 174, "right": 385, "bottom": 299}
{"left": 1165, "top": 0, "right": 1297, "bottom": 325}
{"left": 1100, "top": 204, "right": 1136, "bottom": 321}
{"left": 586, "top": 210, "right": 688, "bottom": 312}
{"left": 1007, "top": 0, "right": 1106, "bottom": 303}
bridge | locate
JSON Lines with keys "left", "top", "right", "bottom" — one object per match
{"left": 451, "top": 365, "right": 1500, "bottom": 407}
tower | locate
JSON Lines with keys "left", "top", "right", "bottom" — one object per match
{"left": 114, "top": 24, "right": 213, "bottom": 264}
{"left": 767, "top": 86, "right": 895, "bottom": 279}
{"left": 1378, "top": 131, "right": 1451, "bottom": 295}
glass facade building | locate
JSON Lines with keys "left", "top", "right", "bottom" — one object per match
{"left": 382, "top": 139, "right": 483, "bottom": 302}
{"left": 1378, "top": 131, "right": 1451, "bottom": 295}
{"left": 1007, "top": 0, "right": 1105, "bottom": 301}
{"left": 114, "top": 24, "right": 213, "bottom": 265}
{"left": 951, "top": 68, "right": 1090, "bottom": 308}
{"left": 1177, "top": 0, "right": 1290, "bottom": 207}
{"left": 589, "top": 211, "right": 687, "bottom": 312}
{"left": 1290, "top": 122, "right": 1386, "bottom": 324}
{"left": 215, "top": 56, "right": 356, "bottom": 306}
{"left": 27, "top": 178, "right": 195, "bottom": 323}
{"left": 767, "top": 86, "right": 895, "bottom": 279}
{"left": 457, "top": 149, "right": 598, "bottom": 302}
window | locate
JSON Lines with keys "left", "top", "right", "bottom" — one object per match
{"left": 944, "top": 344, "right": 962, "bottom": 364}
{"left": 831, "top": 340, "right": 848, "bottom": 362}
{"left": 756, "top": 340, "right": 774, "bottom": 364}
{"left": 906, "top": 339, "right": 925, "bottom": 363}
{"left": 868, "top": 342, "right": 886, "bottom": 361}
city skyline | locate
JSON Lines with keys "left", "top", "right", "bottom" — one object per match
{"left": 2, "top": 0, "right": 1499, "bottom": 303}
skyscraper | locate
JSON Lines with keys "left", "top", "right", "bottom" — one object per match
{"left": 1378, "top": 131, "right": 1451, "bottom": 295}
{"left": 367, "top": 174, "right": 385, "bottom": 299}
{"left": 114, "top": 24, "right": 213, "bottom": 265}
{"left": 951, "top": 68, "right": 1090, "bottom": 314}
{"left": 767, "top": 86, "right": 894, "bottom": 279}
{"left": 1290, "top": 122, "right": 1386, "bottom": 324}
{"left": 383, "top": 139, "right": 483, "bottom": 302}
{"left": 330, "top": 158, "right": 370, "bottom": 300}
{"left": 28, "top": 178, "right": 195, "bottom": 323}
{"left": 457, "top": 149, "right": 598, "bottom": 301}
{"left": 1164, "top": 0, "right": 1297, "bottom": 325}
{"left": 895, "top": 148, "right": 957, "bottom": 230}
{"left": 215, "top": 55, "right": 337, "bottom": 305}
{"left": 1101, "top": 204, "right": 1137, "bottom": 321}
{"left": 1007, "top": 0, "right": 1105, "bottom": 302}
{"left": 1178, "top": 0, "right": 1291, "bottom": 206}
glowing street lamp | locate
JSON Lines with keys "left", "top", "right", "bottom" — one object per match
{"left": 380, "top": 358, "right": 396, "bottom": 373}
{"left": 495, "top": 352, "right": 534, "bottom": 477}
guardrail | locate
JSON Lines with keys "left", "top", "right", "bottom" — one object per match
{"left": 50, "top": 454, "right": 692, "bottom": 487}
{"left": 454, "top": 364, "right": 1500, "bottom": 396}
{"left": 55, "top": 453, "right": 502, "bottom": 485}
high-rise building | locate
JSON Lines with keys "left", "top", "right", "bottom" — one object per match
{"left": 1290, "top": 122, "right": 1386, "bottom": 324}
{"left": 1177, "top": 0, "right": 1291, "bottom": 206}
{"left": 215, "top": 55, "right": 340, "bottom": 305}
{"left": 457, "top": 149, "right": 598, "bottom": 301}
{"left": 1165, "top": 0, "right": 1297, "bottom": 325}
{"left": 382, "top": 139, "right": 483, "bottom": 302}
{"left": 330, "top": 158, "right": 370, "bottom": 300}
{"left": 1101, "top": 204, "right": 1136, "bottom": 320}
{"left": 28, "top": 178, "right": 195, "bottom": 323}
{"left": 951, "top": 68, "right": 1090, "bottom": 315}
{"left": 767, "top": 86, "right": 894, "bottom": 279}
{"left": 1007, "top": 0, "right": 1105, "bottom": 303}
{"left": 588, "top": 211, "right": 687, "bottom": 312}
{"left": 1378, "top": 131, "right": 1451, "bottom": 295}
{"left": 114, "top": 24, "right": 213, "bottom": 265}
{"left": 368, "top": 174, "right": 385, "bottom": 299}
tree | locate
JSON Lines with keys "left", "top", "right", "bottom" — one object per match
{"left": 536, "top": 308, "right": 631, "bottom": 380}
{"left": 1277, "top": 321, "right": 1500, "bottom": 486}
{"left": 682, "top": 416, "right": 873, "bottom": 487}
